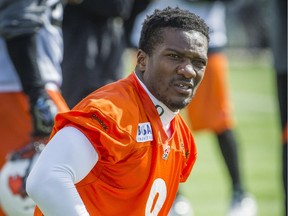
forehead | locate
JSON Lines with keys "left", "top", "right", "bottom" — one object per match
{"left": 157, "top": 28, "right": 208, "bottom": 53}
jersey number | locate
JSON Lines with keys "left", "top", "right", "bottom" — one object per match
{"left": 145, "top": 178, "right": 167, "bottom": 216}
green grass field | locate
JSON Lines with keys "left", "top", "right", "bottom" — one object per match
{"left": 179, "top": 49, "right": 284, "bottom": 216}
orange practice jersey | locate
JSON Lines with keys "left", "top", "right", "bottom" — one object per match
{"left": 35, "top": 73, "right": 197, "bottom": 216}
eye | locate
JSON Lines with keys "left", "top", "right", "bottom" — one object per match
{"left": 168, "top": 53, "right": 181, "bottom": 59}
{"left": 193, "top": 59, "right": 206, "bottom": 68}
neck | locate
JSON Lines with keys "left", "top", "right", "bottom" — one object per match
{"left": 134, "top": 72, "right": 178, "bottom": 136}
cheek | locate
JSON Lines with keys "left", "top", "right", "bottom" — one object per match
{"left": 153, "top": 71, "right": 170, "bottom": 89}
{"left": 145, "top": 60, "right": 173, "bottom": 89}
{"left": 151, "top": 76, "right": 165, "bottom": 92}
{"left": 148, "top": 74, "right": 169, "bottom": 96}
{"left": 196, "top": 69, "right": 206, "bottom": 84}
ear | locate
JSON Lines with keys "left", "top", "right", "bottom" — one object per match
{"left": 136, "top": 49, "right": 147, "bottom": 72}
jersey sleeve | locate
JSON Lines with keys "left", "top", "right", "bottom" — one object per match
{"left": 51, "top": 98, "right": 137, "bottom": 164}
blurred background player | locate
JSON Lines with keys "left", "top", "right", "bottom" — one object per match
{"left": 130, "top": 0, "right": 257, "bottom": 216}
{"left": 0, "top": 0, "right": 72, "bottom": 215}
{"left": 60, "top": 0, "right": 154, "bottom": 109}
{"left": 61, "top": 0, "right": 137, "bottom": 108}
{"left": 268, "top": 0, "right": 287, "bottom": 215}
{"left": 184, "top": 1, "right": 258, "bottom": 216}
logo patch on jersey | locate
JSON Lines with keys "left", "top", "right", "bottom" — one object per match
{"left": 155, "top": 105, "right": 164, "bottom": 116}
{"left": 91, "top": 114, "right": 108, "bottom": 131}
{"left": 137, "top": 122, "right": 153, "bottom": 142}
{"left": 162, "top": 144, "right": 170, "bottom": 160}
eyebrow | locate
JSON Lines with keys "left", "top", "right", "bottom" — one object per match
{"left": 165, "top": 48, "right": 207, "bottom": 60}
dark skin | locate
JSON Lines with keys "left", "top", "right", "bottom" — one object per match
{"left": 135, "top": 28, "right": 209, "bottom": 112}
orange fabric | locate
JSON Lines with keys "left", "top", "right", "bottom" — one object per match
{"left": 0, "top": 93, "right": 31, "bottom": 168}
{"left": 186, "top": 52, "right": 234, "bottom": 133}
{"left": 47, "top": 89, "right": 70, "bottom": 114}
{"left": 0, "top": 90, "right": 69, "bottom": 168}
{"left": 0, "top": 90, "right": 68, "bottom": 216}
{"left": 35, "top": 73, "right": 197, "bottom": 216}
{"left": 0, "top": 93, "right": 30, "bottom": 216}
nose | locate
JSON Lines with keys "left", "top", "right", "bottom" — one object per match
{"left": 176, "top": 62, "right": 196, "bottom": 79}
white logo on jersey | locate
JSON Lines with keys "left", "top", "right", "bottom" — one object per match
{"left": 162, "top": 144, "right": 170, "bottom": 160}
{"left": 137, "top": 122, "right": 153, "bottom": 142}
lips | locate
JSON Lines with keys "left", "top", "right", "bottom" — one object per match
{"left": 177, "top": 83, "right": 190, "bottom": 89}
{"left": 174, "top": 81, "right": 193, "bottom": 94}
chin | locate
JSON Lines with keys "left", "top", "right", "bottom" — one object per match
{"left": 169, "top": 100, "right": 190, "bottom": 111}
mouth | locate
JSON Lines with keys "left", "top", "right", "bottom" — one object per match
{"left": 174, "top": 81, "right": 193, "bottom": 95}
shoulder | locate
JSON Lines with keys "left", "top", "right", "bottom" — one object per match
{"left": 59, "top": 77, "right": 144, "bottom": 140}
{"left": 77, "top": 78, "right": 141, "bottom": 124}
{"left": 174, "top": 114, "right": 195, "bottom": 149}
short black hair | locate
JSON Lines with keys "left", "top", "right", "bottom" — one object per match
{"left": 139, "top": 7, "right": 210, "bottom": 55}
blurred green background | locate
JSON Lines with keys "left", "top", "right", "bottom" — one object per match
{"left": 179, "top": 49, "right": 284, "bottom": 216}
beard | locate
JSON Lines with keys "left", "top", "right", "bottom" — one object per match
{"left": 149, "top": 79, "right": 195, "bottom": 111}
{"left": 166, "top": 97, "right": 192, "bottom": 111}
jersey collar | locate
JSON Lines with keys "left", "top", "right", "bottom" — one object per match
{"left": 134, "top": 72, "right": 178, "bottom": 134}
